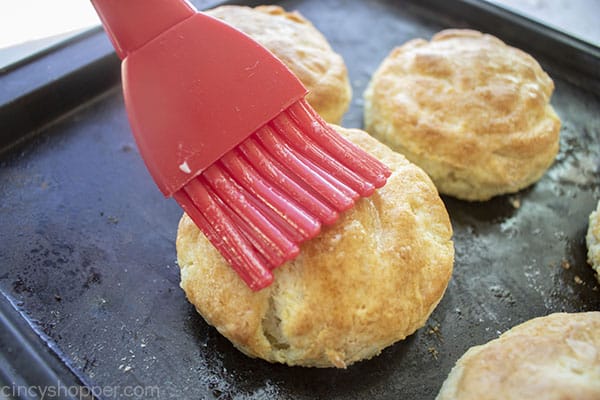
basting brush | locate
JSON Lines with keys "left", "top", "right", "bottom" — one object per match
{"left": 91, "top": 0, "right": 391, "bottom": 290}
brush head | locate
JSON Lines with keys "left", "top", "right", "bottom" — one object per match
{"left": 93, "top": 0, "right": 391, "bottom": 290}
{"left": 122, "top": 11, "right": 307, "bottom": 196}
{"left": 176, "top": 101, "right": 391, "bottom": 290}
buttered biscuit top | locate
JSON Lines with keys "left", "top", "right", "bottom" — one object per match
{"left": 364, "top": 29, "right": 561, "bottom": 201}
{"left": 177, "top": 125, "right": 454, "bottom": 368}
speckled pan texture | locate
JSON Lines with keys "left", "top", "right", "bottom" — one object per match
{"left": 0, "top": 0, "right": 598, "bottom": 399}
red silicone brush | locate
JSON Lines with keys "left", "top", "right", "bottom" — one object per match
{"left": 91, "top": 0, "right": 391, "bottom": 290}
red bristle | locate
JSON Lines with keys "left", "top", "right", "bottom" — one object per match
{"left": 216, "top": 197, "right": 280, "bottom": 269}
{"left": 202, "top": 164, "right": 299, "bottom": 262}
{"left": 239, "top": 138, "right": 339, "bottom": 225}
{"left": 271, "top": 112, "right": 376, "bottom": 197}
{"left": 175, "top": 183, "right": 273, "bottom": 290}
{"left": 293, "top": 150, "right": 360, "bottom": 206}
{"left": 288, "top": 100, "right": 391, "bottom": 186}
{"left": 226, "top": 175, "right": 307, "bottom": 245}
{"left": 220, "top": 150, "right": 321, "bottom": 241}
{"left": 174, "top": 190, "right": 239, "bottom": 264}
{"left": 256, "top": 125, "right": 355, "bottom": 212}
{"left": 210, "top": 165, "right": 301, "bottom": 263}
{"left": 237, "top": 185, "right": 306, "bottom": 250}
{"left": 198, "top": 172, "right": 284, "bottom": 268}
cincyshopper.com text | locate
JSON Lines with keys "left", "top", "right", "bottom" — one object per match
{"left": 1, "top": 383, "right": 160, "bottom": 399}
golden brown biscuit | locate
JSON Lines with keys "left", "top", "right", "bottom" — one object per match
{"left": 205, "top": 5, "right": 351, "bottom": 124}
{"left": 586, "top": 201, "right": 600, "bottom": 283}
{"left": 177, "top": 125, "right": 454, "bottom": 368}
{"left": 436, "top": 312, "right": 600, "bottom": 400}
{"left": 364, "top": 29, "right": 561, "bottom": 201}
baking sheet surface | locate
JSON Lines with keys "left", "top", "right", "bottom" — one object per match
{"left": 1, "top": 0, "right": 599, "bottom": 399}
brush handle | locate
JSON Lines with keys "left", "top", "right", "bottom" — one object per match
{"left": 91, "top": 0, "right": 195, "bottom": 59}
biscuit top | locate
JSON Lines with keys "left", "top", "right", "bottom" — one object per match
{"left": 436, "top": 312, "right": 600, "bottom": 400}
{"left": 586, "top": 201, "right": 600, "bottom": 282}
{"left": 177, "top": 125, "right": 454, "bottom": 368}
{"left": 366, "top": 29, "right": 561, "bottom": 195}
{"left": 205, "top": 5, "right": 351, "bottom": 124}
{"left": 374, "top": 29, "right": 556, "bottom": 154}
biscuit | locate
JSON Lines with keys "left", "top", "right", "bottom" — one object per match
{"left": 586, "top": 201, "right": 600, "bottom": 283}
{"left": 436, "top": 312, "right": 600, "bottom": 400}
{"left": 364, "top": 29, "right": 561, "bottom": 201}
{"left": 206, "top": 5, "right": 351, "bottom": 124}
{"left": 176, "top": 125, "right": 454, "bottom": 368}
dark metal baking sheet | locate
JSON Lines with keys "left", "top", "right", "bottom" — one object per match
{"left": 1, "top": 0, "right": 599, "bottom": 399}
